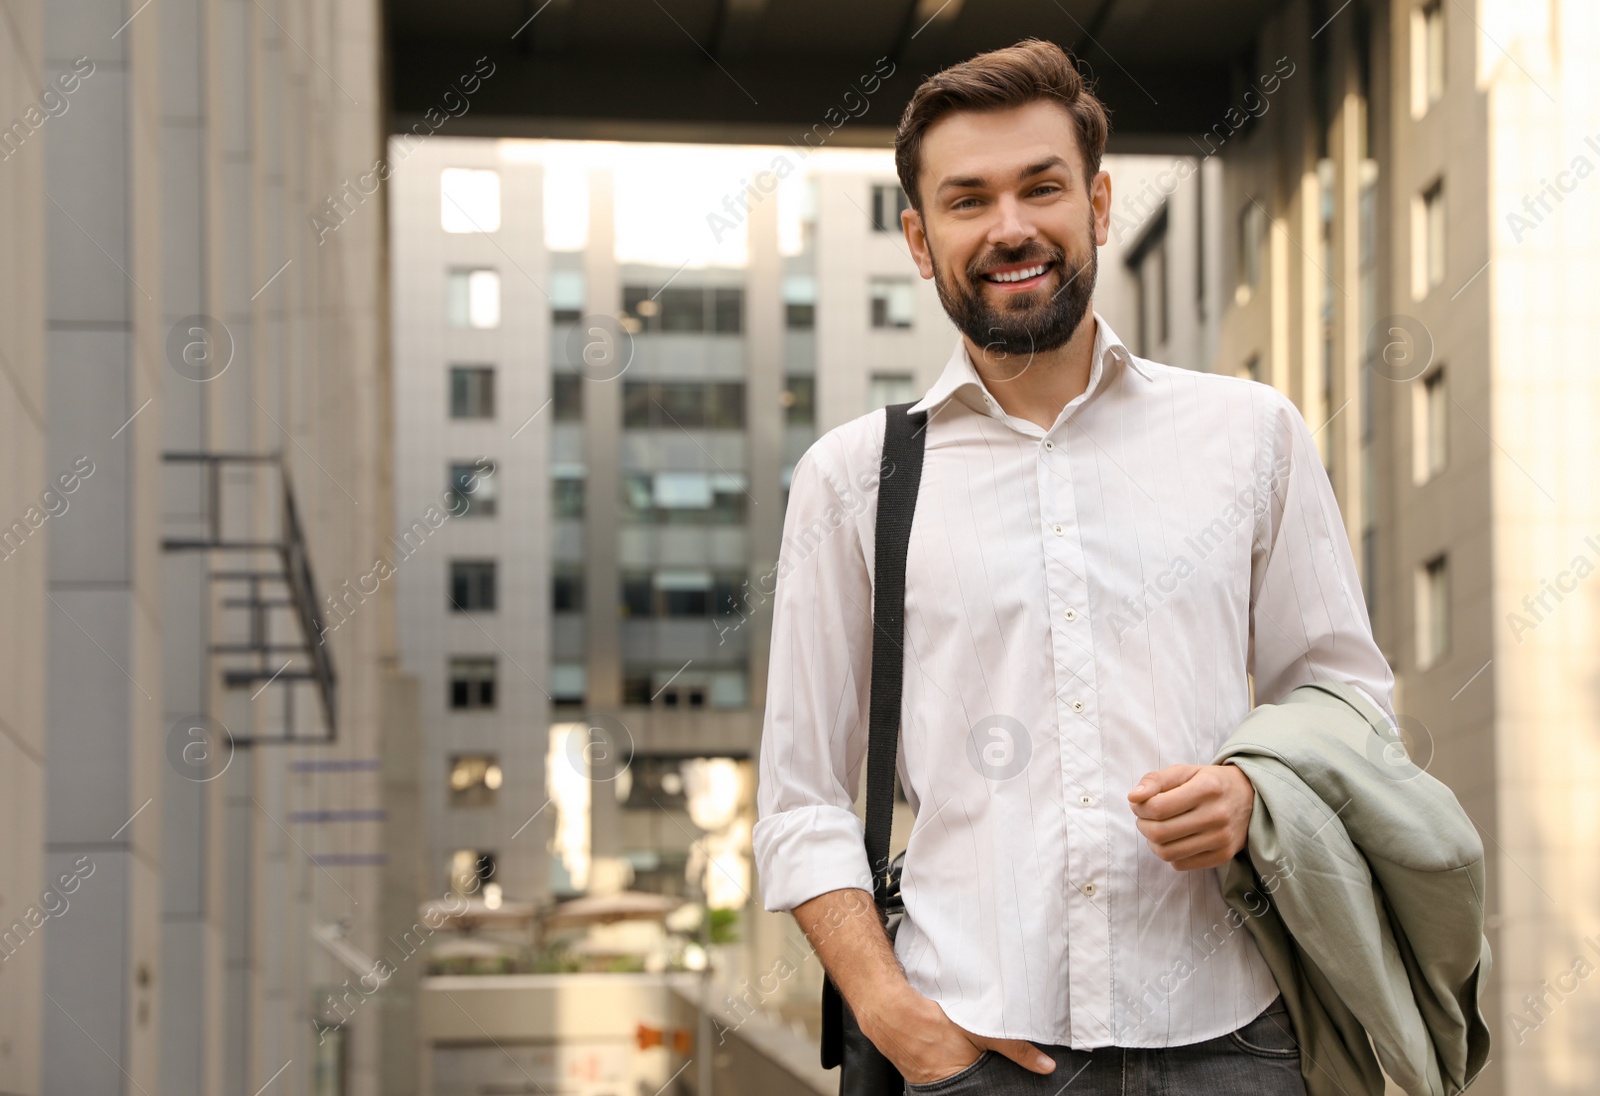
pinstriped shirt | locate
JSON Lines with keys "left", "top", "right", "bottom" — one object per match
{"left": 752, "top": 313, "right": 1397, "bottom": 1049}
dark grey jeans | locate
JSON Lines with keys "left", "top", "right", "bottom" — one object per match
{"left": 903, "top": 996, "right": 1308, "bottom": 1096}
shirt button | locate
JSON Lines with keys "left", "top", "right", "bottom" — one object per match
{"left": 1079, "top": 794, "right": 1095, "bottom": 807}
{"left": 1081, "top": 882, "right": 1098, "bottom": 897}
{"left": 1063, "top": 608, "right": 1077, "bottom": 621}
{"left": 1043, "top": 439, "right": 1055, "bottom": 451}
{"left": 1050, "top": 523, "right": 1064, "bottom": 536}
{"left": 1070, "top": 699, "right": 1085, "bottom": 713}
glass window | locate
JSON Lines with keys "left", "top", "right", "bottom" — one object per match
{"left": 1413, "top": 367, "right": 1449, "bottom": 483}
{"left": 620, "top": 472, "right": 747, "bottom": 524}
{"left": 621, "top": 285, "right": 745, "bottom": 333}
{"left": 621, "top": 382, "right": 746, "bottom": 429}
{"left": 783, "top": 374, "right": 815, "bottom": 426}
{"left": 446, "top": 268, "right": 501, "bottom": 328}
{"left": 1412, "top": 1, "right": 1446, "bottom": 116}
{"left": 1237, "top": 201, "right": 1266, "bottom": 295}
{"left": 1416, "top": 554, "right": 1450, "bottom": 669}
{"left": 868, "top": 373, "right": 915, "bottom": 410}
{"left": 550, "top": 663, "right": 586, "bottom": 705}
{"left": 449, "top": 658, "right": 497, "bottom": 711}
{"left": 448, "top": 754, "right": 502, "bottom": 806}
{"left": 552, "top": 373, "right": 582, "bottom": 422}
{"left": 440, "top": 168, "right": 500, "bottom": 233}
{"left": 1128, "top": 209, "right": 1169, "bottom": 357}
{"left": 552, "top": 466, "right": 585, "bottom": 519}
{"left": 871, "top": 183, "right": 910, "bottom": 232}
{"left": 712, "top": 287, "right": 743, "bottom": 333}
{"left": 656, "top": 570, "right": 712, "bottom": 617}
{"left": 869, "top": 277, "right": 914, "bottom": 329}
{"left": 552, "top": 564, "right": 584, "bottom": 612}
{"left": 1422, "top": 180, "right": 1446, "bottom": 293}
{"left": 659, "top": 287, "right": 705, "bottom": 332}
{"left": 449, "top": 560, "right": 497, "bottom": 612}
{"left": 783, "top": 274, "right": 816, "bottom": 329}
{"left": 448, "top": 849, "right": 496, "bottom": 895}
{"left": 450, "top": 366, "right": 495, "bottom": 419}
{"left": 550, "top": 270, "right": 585, "bottom": 324}
{"left": 448, "top": 461, "right": 497, "bottom": 517}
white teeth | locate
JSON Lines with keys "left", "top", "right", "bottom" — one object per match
{"left": 986, "top": 263, "right": 1048, "bottom": 283}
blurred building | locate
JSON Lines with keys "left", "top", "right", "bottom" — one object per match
{"left": 386, "top": 134, "right": 1207, "bottom": 1090}
{"left": 0, "top": 1, "right": 399, "bottom": 1095}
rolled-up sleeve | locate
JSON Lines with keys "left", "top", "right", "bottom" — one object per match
{"left": 1249, "top": 389, "right": 1398, "bottom": 727}
{"left": 752, "top": 431, "right": 879, "bottom": 912}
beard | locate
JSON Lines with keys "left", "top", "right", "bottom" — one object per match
{"left": 929, "top": 216, "right": 1098, "bottom": 359}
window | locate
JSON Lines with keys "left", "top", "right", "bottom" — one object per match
{"left": 449, "top": 658, "right": 497, "bottom": 711}
{"left": 450, "top": 366, "right": 495, "bottom": 419}
{"left": 440, "top": 168, "right": 500, "bottom": 233}
{"left": 783, "top": 374, "right": 816, "bottom": 426}
{"left": 550, "top": 270, "right": 584, "bottom": 324}
{"left": 1416, "top": 554, "right": 1450, "bottom": 668}
{"left": 621, "top": 285, "right": 744, "bottom": 333}
{"left": 448, "top": 461, "right": 497, "bottom": 517}
{"left": 552, "top": 466, "right": 585, "bottom": 519}
{"left": 448, "top": 849, "right": 496, "bottom": 896}
{"left": 552, "top": 564, "right": 584, "bottom": 612}
{"left": 449, "top": 560, "right": 497, "bottom": 612}
{"left": 446, "top": 268, "right": 501, "bottom": 328}
{"left": 1237, "top": 200, "right": 1266, "bottom": 298}
{"left": 622, "top": 381, "right": 745, "bottom": 429}
{"left": 868, "top": 373, "right": 915, "bottom": 410}
{"left": 621, "top": 472, "right": 747, "bottom": 525}
{"left": 448, "top": 755, "right": 502, "bottom": 807}
{"left": 552, "top": 373, "right": 583, "bottom": 422}
{"left": 870, "top": 277, "right": 914, "bottom": 329}
{"left": 619, "top": 570, "right": 747, "bottom": 617}
{"left": 871, "top": 184, "right": 910, "bottom": 232}
{"left": 620, "top": 757, "right": 690, "bottom": 811}
{"left": 1413, "top": 367, "right": 1449, "bottom": 483}
{"left": 1415, "top": 179, "right": 1445, "bottom": 297}
{"left": 1127, "top": 208, "right": 1169, "bottom": 357}
{"left": 783, "top": 274, "right": 816, "bottom": 329}
{"left": 550, "top": 663, "right": 586, "bottom": 705}
{"left": 1412, "top": 1, "right": 1445, "bottom": 116}
{"left": 622, "top": 665, "right": 747, "bottom": 709}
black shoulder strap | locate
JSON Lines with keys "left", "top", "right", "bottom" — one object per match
{"left": 864, "top": 401, "right": 928, "bottom": 911}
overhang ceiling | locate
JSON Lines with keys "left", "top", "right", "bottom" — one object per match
{"left": 387, "top": 0, "right": 1288, "bottom": 151}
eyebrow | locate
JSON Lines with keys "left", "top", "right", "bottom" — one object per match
{"left": 935, "top": 156, "right": 1070, "bottom": 197}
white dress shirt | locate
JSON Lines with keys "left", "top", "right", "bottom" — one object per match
{"left": 754, "top": 313, "right": 1396, "bottom": 1048}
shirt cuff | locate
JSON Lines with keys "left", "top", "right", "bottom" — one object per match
{"left": 751, "top": 803, "right": 874, "bottom": 912}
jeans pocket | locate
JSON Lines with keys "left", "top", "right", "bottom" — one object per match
{"left": 905, "top": 1048, "right": 995, "bottom": 1092}
{"left": 1227, "top": 998, "right": 1300, "bottom": 1059}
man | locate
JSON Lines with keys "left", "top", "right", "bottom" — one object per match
{"left": 752, "top": 38, "right": 1396, "bottom": 1094}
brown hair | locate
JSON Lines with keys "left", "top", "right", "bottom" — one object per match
{"left": 894, "top": 38, "right": 1111, "bottom": 213}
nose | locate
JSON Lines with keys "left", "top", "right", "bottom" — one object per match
{"left": 989, "top": 193, "right": 1038, "bottom": 249}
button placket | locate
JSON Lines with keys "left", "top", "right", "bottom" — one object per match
{"left": 1039, "top": 439, "right": 1113, "bottom": 1045}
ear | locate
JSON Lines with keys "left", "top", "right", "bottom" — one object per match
{"left": 1091, "top": 170, "right": 1113, "bottom": 248}
{"left": 903, "top": 207, "right": 935, "bottom": 279}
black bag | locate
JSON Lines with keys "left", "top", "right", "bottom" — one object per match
{"left": 819, "top": 401, "right": 928, "bottom": 1095}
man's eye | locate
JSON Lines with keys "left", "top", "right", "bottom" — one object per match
{"left": 1031, "top": 184, "right": 1060, "bottom": 197}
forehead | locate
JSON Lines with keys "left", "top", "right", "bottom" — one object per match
{"left": 919, "top": 99, "right": 1086, "bottom": 192}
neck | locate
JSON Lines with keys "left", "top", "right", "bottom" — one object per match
{"left": 963, "top": 312, "right": 1098, "bottom": 431}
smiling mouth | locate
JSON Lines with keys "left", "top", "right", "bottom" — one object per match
{"left": 979, "top": 261, "right": 1055, "bottom": 289}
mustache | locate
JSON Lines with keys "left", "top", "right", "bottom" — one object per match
{"left": 969, "top": 246, "right": 1062, "bottom": 278}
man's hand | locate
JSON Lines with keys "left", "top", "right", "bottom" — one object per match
{"left": 1127, "top": 763, "right": 1255, "bottom": 871}
{"left": 858, "top": 986, "right": 1056, "bottom": 1085}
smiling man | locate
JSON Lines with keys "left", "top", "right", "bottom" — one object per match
{"left": 752, "top": 38, "right": 1396, "bottom": 1096}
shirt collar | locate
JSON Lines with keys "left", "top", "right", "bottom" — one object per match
{"left": 908, "top": 311, "right": 1152, "bottom": 418}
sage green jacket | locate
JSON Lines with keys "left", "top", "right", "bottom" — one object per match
{"left": 1212, "top": 680, "right": 1491, "bottom": 1096}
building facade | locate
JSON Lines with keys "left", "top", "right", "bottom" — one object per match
{"left": 0, "top": 0, "right": 398, "bottom": 1094}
